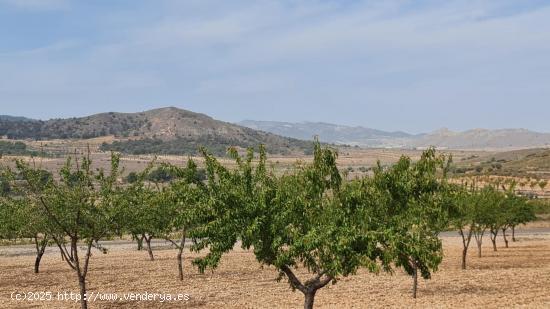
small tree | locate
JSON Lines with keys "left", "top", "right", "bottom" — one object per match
{"left": 448, "top": 185, "right": 474, "bottom": 269}
{"left": 16, "top": 197, "right": 52, "bottom": 273}
{"left": 539, "top": 180, "right": 548, "bottom": 192}
{"left": 485, "top": 188, "right": 505, "bottom": 252}
{"left": 119, "top": 172, "right": 171, "bottom": 261}
{"left": 507, "top": 195, "right": 536, "bottom": 242}
{"left": 16, "top": 153, "right": 121, "bottom": 309}
{"left": 162, "top": 159, "right": 205, "bottom": 280}
{"left": 371, "top": 148, "right": 452, "bottom": 298}
{"left": 2, "top": 164, "right": 55, "bottom": 273}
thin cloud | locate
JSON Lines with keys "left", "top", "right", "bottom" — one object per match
{"left": 0, "top": 0, "right": 69, "bottom": 10}
{"left": 0, "top": 1, "right": 549, "bottom": 132}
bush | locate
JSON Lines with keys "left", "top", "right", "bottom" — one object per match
{"left": 528, "top": 199, "right": 550, "bottom": 215}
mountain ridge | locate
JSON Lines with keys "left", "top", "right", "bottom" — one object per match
{"left": 2, "top": 108, "right": 550, "bottom": 151}
{"left": 0, "top": 107, "right": 313, "bottom": 156}
{"left": 238, "top": 120, "right": 550, "bottom": 150}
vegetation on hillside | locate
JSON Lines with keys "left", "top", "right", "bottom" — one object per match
{"left": 1, "top": 107, "right": 315, "bottom": 156}
{"left": 0, "top": 141, "right": 47, "bottom": 157}
{"left": 454, "top": 148, "right": 550, "bottom": 179}
{"left": 101, "top": 136, "right": 313, "bottom": 156}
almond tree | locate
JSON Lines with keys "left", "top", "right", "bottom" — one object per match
{"left": 16, "top": 153, "right": 121, "bottom": 309}
{"left": 484, "top": 187, "right": 505, "bottom": 252}
{"left": 466, "top": 186, "right": 499, "bottom": 258}
{"left": 190, "top": 142, "right": 446, "bottom": 308}
{"left": 449, "top": 184, "right": 477, "bottom": 270}
{"left": 507, "top": 195, "right": 536, "bottom": 242}
{"left": 119, "top": 171, "right": 171, "bottom": 261}
{"left": 2, "top": 165, "right": 54, "bottom": 273}
{"left": 16, "top": 197, "right": 52, "bottom": 273}
{"left": 161, "top": 159, "right": 205, "bottom": 280}
{"left": 372, "top": 148, "right": 452, "bottom": 298}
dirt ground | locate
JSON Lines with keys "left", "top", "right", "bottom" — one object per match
{"left": 0, "top": 233, "right": 549, "bottom": 309}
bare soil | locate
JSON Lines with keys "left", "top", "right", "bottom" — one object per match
{"left": 1, "top": 233, "right": 549, "bottom": 308}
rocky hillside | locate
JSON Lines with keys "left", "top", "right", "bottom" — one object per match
{"left": 0, "top": 107, "right": 312, "bottom": 156}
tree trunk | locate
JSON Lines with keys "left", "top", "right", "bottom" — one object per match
{"left": 304, "top": 290, "right": 316, "bottom": 309}
{"left": 135, "top": 234, "right": 144, "bottom": 251}
{"left": 490, "top": 229, "right": 498, "bottom": 252}
{"left": 72, "top": 239, "right": 91, "bottom": 309}
{"left": 144, "top": 235, "right": 154, "bottom": 261}
{"left": 52, "top": 235, "right": 92, "bottom": 309}
{"left": 77, "top": 274, "right": 88, "bottom": 309}
{"left": 476, "top": 241, "right": 482, "bottom": 257}
{"left": 412, "top": 263, "right": 418, "bottom": 299}
{"left": 502, "top": 228, "right": 509, "bottom": 248}
{"left": 459, "top": 228, "right": 472, "bottom": 270}
{"left": 474, "top": 230, "right": 485, "bottom": 258}
{"left": 177, "top": 228, "right": 187, "bottom": 281}
{"left": 461, "top": 247, "right": 468, "bottom": 270}
{"left": 33, "top": 236, "right": 48, "bottom": 274}
{"left": 34, "top": 250, "right": 45, "bottom": 273}
{"left": 512, "top": 226, "right": 516, "bottom": 242}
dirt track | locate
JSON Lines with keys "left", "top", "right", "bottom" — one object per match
{"left": 1, "top": 232, "right": 549, "bottom": 308}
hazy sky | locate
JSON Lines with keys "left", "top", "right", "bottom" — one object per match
{"left": 1, "top": 0, "right": 549, "bottom": 133}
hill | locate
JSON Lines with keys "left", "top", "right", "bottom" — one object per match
{"left": 0, "top": 115, "right": 35, "bottom": 122}
{"left": 410, "top": 128, "right": 550, "bottom": 150}
{"left": 455, "top": 148, "right": 550, "bottom": 179}
{"left": 239, "top": 121, "right": 550, "bottom": 150}
{"left": 0, "top": 107, "right": 312, "bottom": 156}
{"left": 238, "top": 120, "right": 414, "bottom": 147}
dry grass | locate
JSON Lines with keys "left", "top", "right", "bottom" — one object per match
{"left": 1, "top": 234, "right": 549, "bottom": 308}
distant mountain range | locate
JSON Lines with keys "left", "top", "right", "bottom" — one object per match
{"left": 238, "top": 121, "right": 550, "bottom": 150}
{"left": 0, "top": 107, "right": 312, "bottom": 156}
{"left": 2, "top": 108, "right": 549, "bottom": 153}
{"left": 238, "top": 120, "right": 415, "bottom": 147}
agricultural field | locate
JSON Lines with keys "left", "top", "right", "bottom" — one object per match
{"left": 1, "top": 143, "right": 549, "bottom": 309}
{"left": 1, "top": 230, "right": 549, "bottom": 308}
{"left": 0, "top": 141, "right": 488, "bottom": 176}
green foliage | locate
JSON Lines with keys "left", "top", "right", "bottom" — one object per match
{"left": 15, "top": 152, "right": 123, "bottom": 309}
{"left": 118, "top": 171, "right": 173, "bottom": 242}
{"left": 0, "top": 196, "right": 19, "bottom": 240}
{"left": 16, "top": 154, "right": 121, "bottom": 242}
{"left": 188, "top": 143, "right": 451, "bottom": 306}
{"left": 147, "top": 166, "right": 176, "bottom": 182}
{"left": 371, "top": 148, "right": 452, "bottom": 282}
{"left": 100, "top": 136, "right": 311, "bottom": 156}
{"left": 0, "top": 175, "right": 10, "bottom": 197}
{"left": 0, "top": 141, "right": 46, "bottom": 157}
{"left": 125, "top": 165, "right": 206, "bottom": 184}
{"left": 528, "top": 199, "right": 550, "bottom": 215}
{"left": 125, "top": 171, "right": 139, "bottom": 184}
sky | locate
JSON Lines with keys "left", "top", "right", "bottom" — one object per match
{"left": 0, "top": 0, "right": 549, "bottom": 134}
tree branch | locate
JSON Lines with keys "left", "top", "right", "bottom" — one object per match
{"left": 280, "top": 265, "right": 306, "bottom": 293}
{"left": 52, "top": 235, "right": 76, "bottom": 270}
